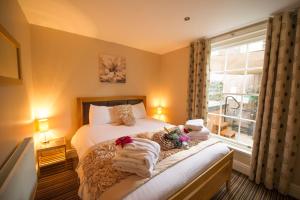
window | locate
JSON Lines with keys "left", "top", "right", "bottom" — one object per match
{"left": 208, "top": 26, "right": 266, "bottom": 149}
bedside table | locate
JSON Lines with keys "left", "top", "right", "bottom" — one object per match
{"left": 37, "top": 137, "right": 67, "bottom": 170}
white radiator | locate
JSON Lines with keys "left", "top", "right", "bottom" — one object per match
{"left": 0, "top": 137, "right": 37, "bottom": 200}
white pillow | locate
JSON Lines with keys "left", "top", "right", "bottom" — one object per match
{"left": 89, "top": 105, "right": 111, "bottom": 125}
{"left": 132, "top": 102, "right": 147, "bottom": 119}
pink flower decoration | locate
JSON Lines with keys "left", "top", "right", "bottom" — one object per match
{"left": 179, "top": 134, "right": 190, "bottom": 142}
{"left": 115, "top": 136, "right": 133, "bottom": 148}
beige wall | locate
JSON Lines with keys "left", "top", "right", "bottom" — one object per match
{"left": 0, "top": 0, "right": 34, "bottom": 167}
{"left": 160, "top": 47, "right": 189, "bottom": 125}
{"left": 30, "top": 25, "right": 161, "bottom": 139}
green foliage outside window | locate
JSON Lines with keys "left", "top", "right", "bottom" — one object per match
{"left": 208, "top": 81, "right": 223, "bottom": 101}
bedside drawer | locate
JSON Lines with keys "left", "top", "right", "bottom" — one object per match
{"left": 38, "top": 147, "right": 66, "bottom": 167}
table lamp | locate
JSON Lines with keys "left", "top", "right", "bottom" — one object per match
{"left": 37, "top": 118, "right": 49, "bottom": 143}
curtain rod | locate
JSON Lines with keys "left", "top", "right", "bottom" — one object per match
{"left": 208, "top": 20, "right": 268, "bottom": 41}
{"left": 193, "top": 6, "right": 299, "bottom": 44}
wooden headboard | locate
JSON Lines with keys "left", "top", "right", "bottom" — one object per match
{"left": 77, "top": 96, "right": 146, "bottom": 127}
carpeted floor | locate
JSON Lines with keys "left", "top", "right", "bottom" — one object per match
{"left": 35, "top": 160, "right": 296, "bottom": 200}
{"left": 35, "top": 160, "right": 80, "bottom": 200}
{"left": 212, "top": 172, "right": 296, "bottom": 200}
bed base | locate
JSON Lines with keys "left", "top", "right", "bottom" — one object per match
{"left": 169, "top": 150, "right": 234, "bottom": 200}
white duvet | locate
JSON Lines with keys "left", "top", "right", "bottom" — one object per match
{"left": 71, "top": 117, "right": 172, "bottom": 159}
{"left": 71, "top": 118, "right": 230, "bottom": 200}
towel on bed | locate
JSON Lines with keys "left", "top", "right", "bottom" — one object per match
{"left": 113, "top": 137, "right": 160, "bottom": 177}
{"left": 121, "top": 138, "right": 160, "bottom": 155}
{"left": 188, "top": 127, "right": 210, "bottom": 140}
{"left": 185, "top": 119, "right": 204, "bottom": 131}
{"left": 115, "top": 150, "right": 158, "bottom": 168}
{"left": 113, "top": 159, "right": 154, "bottom": 178}
{"left": 180, "top": 122, "right": 210, "bottom": 141}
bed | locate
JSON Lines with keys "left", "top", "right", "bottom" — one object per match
{"left": 72, "top": 96, "right": 233, "bottom": 200}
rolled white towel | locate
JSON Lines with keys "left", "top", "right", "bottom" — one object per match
{"left": 185, "top": 119, "right": 204, "bottom": 131}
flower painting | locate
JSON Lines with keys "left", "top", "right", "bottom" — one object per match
{"left": 99, "top": 54, "right": 126, "bottom": 83}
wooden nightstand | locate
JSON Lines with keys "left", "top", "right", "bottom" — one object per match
{"left": 37, "top": 137, "right": 67, "bottom": 170}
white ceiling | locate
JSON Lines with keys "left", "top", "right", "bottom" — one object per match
{"left": 18, "top": 0, "right": 299, "bottom": 54}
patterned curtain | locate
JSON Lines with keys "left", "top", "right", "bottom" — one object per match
{"left": 187, "top": 39, "right": 210, "bottom": 122}
{"left": 250, "top": 9, "right": 300, "bottom": 194}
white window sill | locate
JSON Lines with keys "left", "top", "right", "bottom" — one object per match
{"left": 211, "top": 134, "right": 252, "bottom": 155}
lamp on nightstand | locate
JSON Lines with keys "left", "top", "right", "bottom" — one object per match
{"left": 157, "top": 106, "right": 163, "bottom": 115}
{"left": 37, "top": 118, "right": 50, "bottom": 143}
{"left": 156, "top": 106, "right": 165, "bottom": 122}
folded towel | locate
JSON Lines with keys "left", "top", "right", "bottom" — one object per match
{"left": 123, "top": 138, "right": 160, "bottom": 156}
{"left": 189, "top": 134, "right": 209, "bottom": 141}
{"left": 189, "top": 127, "right": 210, "bottom": 136}
{"left": 113, "top": 137, "right": 160, "bottom": 177}
{"left": 185, "top": 119, "right": 204, "bottom": 131}
{"left": 113, "top": 161, "right": 153, "bottom": 177}
{"left": 113, "top": 154, "right": 145, "bottom": 166}
{"left": 188, "top": 127, "right": 210, "bottom": 140}
{"left": 115, "top": 150, "right": 158, "bottom": 168}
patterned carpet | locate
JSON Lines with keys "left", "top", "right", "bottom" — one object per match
{"left": 212, "top": 172, "right": 296, "bottom": 200}
{"left": 35, "top": 160, "right": 80, "bottom": 200}
{"left": 35, "top": 160, "right": 296, "bottom": 200}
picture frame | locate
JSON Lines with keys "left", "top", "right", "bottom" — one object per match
{"left": 98, "top": 54, "right": 126, "bottom": 83}
{"left": 0, "top": 24, "right": 22, "bottom": 85}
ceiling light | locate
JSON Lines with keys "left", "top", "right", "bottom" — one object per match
{"left": 184, "top": 17, "right": 190, "bottom": 21}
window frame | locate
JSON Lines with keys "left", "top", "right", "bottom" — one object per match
{"left": 208, "top": 25, "right": 267, "bottom": 149}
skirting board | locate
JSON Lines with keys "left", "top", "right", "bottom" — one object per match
{"left": 233, "top": 160, "right": 250, "bottom": 176}
{"left": 233, "top": 159, "right": 300, "bottom": 199}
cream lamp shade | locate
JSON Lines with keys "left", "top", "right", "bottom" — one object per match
{"left": 37, "top": 118, "right": 50, "bottom": 143}
{"left": 38, "top": 118, "right": 49, "bottom": 132}
{"left": 156, "top": 106, "right": 163, "bottom": 115}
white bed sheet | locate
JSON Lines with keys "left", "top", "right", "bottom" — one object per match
{"left": 71, "top": 117, "right": 172, "bottom": 159}
{"left": 71, "top": 118, "right": 230, "bottom": 200}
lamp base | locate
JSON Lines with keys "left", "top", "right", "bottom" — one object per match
{"left": 40, "top": 132, "right": 50, "bottom": 144}
{"left": 40, "top": 140, "right": 50, "bottom": 144}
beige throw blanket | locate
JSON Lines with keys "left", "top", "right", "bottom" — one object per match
{"left": 77, "top": 135, "right": 220, "bottom": 200}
